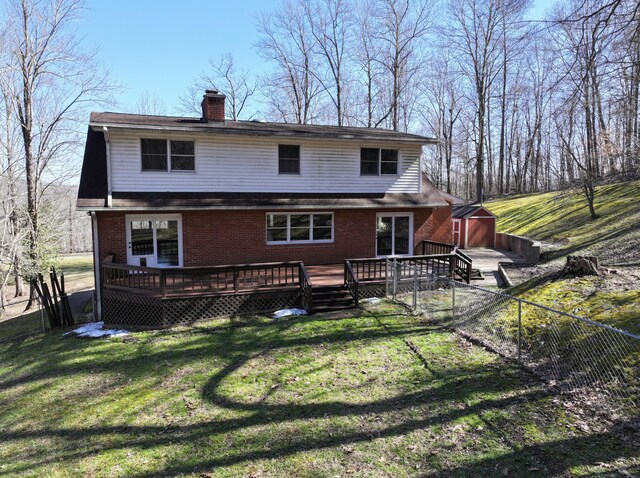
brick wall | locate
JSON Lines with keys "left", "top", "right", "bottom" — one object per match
{"left": 97, "top": 211, "right": 128, "bottom": 263}
{"left": 431, "top": 204, "right": 453, "bottom": 244}
{"left": 96, "top": 207, "right": 453, "bottom": 266}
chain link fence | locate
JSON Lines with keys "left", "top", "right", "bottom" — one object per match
{"left": 0, "top": 297, "right": 46, "bottom": 343}
{"left": 388, "top": 258, "right": 640, "bottom": 419}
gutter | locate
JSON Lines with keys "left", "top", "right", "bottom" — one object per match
{"left": 89, "top": 123, "right": 437, "bottom": 145}
{"left": 103, "top": 126, "right": 112, "bottom": 207}
{"left": 77, "top": 202, "right": 451, "bottom": 212}
{"left": 91, "top": 212, "right": 102, "bottom": 320}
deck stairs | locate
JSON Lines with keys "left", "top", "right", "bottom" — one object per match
{"left": 311, "top": 285, "right": 356, "bottom": 313}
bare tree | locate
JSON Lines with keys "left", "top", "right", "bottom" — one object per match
{"left": 133, "top": 90, "right": 167, "bottom": 116}
{"left": 353, "top": 0, "right": 384, "bottom": 127}
{"left": 305, "top": 0, "right": 353, "bottom": 126}
{"left": 374, "top": 0, "right": 433, "bottom": 131}
{"left": 3, "top": 0, "right": 111, "bottom": 305}
{"left": 256, "top": 0, "right": 322, "bottom": 124}
{"left": 201, "top": 54, "right": 257, "bottom": 121}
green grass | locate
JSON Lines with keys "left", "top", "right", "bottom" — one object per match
{"left": 487, "top": 180, "right": 640, "bottom": 332}
{"left": 509, "top": 276, "right": 640, "bottom": 336}
{"left": 57, "top": 253, "right": 94, "bottom": 293}
{"left": 0, "top": 254, "right": 94, "bottom": 342}
{"left": 488, "top": 180, "right": 640, "bottom": 263}
{"left": 0, "top": 303, "right": 637, "bottom": 477}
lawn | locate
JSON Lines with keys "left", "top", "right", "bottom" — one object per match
{"left": 0, "top": 303, "right": 637, "bottom": 477}
{"left": 487, "top": 180, "right": 640, "bottom": 264}
{"left": 57, "top": 253, "right": 95, "bottom": 293}
{"left": 0, "top": 253, "right": 93, "bottom": 342}
{"left": 487, "top": 181, "right": 640, "bottom": 333}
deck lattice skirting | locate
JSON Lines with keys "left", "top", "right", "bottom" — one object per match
{"left": 100, "top": 242, "right": 471, "bottom": 328}
{"left": 103, "top": 288, "right": 302, "bottom": 329}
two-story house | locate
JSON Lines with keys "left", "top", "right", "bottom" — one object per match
{"left": 77, "top": 90, "right": 454, "bottom": 327}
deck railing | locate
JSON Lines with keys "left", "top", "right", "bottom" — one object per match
{"left": 421, "top": 239, "right": 456, "bottom": 256}
{"left": 299, "top": 263, "right": 313, "bottom": 311}
{"left": 345, "top": 242, "right": 473, "bottom": 285}
{"left": 423, "top": 240, "right": 473, "bottom": 283}
{"left": 344, "top": 260, "right": 359, "bottom": 307}
{"left": 102, "top": 261, "right": 309, "bottom": 298}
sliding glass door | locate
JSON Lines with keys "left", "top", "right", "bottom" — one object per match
{"left": 376, "top": 213, "right": 412, "bottom": 256}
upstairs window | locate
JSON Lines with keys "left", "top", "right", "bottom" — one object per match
{"left": 141, "top": 139, "right": 195, "bottom": 172}
{"left": 141, "top": 139, "right": 167, "bottom": 171}
{"left": 170, "top": 141, "right": 195, "bottom": 171}
{"left": 278, "top": 145, "right": 300, "bottom": 174}
{"left": 360, "top": 148, "right": 398, "bottom": 175}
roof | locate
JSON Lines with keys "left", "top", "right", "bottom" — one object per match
{"left": 89, "top": 112, "right": 436, "bottom": 144}
{"left": 77, "top": 127, "right": 108, "bottom": 205}
{"left": 421, "top": 177, "right": 465, "bottom": 205}
{"left": 452, "top": 205, "right": 496, "bottom": 219}
{"left": 77, "top": 190, "right": 450, "bottom": 211}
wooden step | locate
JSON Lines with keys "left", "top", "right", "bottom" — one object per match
{"left": 311, "top": 285, "right": 356, "bottom": 312}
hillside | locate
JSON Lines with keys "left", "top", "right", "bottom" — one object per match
{"left": 488, "top": 180, "right": 640, "bottom": 265}
{"left": 486, "top": 180, "right": 640, "bottom": 334}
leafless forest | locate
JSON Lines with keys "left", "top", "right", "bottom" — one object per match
{"left": 180, "top": 0, "right": 640, "bottom": 210}
{"left": 2, "top": 0, "right": 640, "bottom": 304}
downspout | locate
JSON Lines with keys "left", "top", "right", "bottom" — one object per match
{"left": 103, "top": 126, "right": 112, "bottom": 208}
{"left": 91, "top": 211, "right": 102, "bottom": 321}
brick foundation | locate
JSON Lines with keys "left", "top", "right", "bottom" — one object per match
{"left": 96, "top": 207, "right": 450, "bottom": 266}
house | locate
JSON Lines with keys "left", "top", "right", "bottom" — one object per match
{"left": 452, "top": 205, "right": 497, "bottom": 248}
{"left": 77, "top": 90, "right": 460, "bottom": 327}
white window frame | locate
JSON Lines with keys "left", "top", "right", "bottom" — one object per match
{"left": 266, "top": 212, "right": 334, "bottom": 245}
{"left": 125, "top": 213, "right": 184, "bottom": 267}
{"left": 140, "top": 138, "right": 197, "bottom": 173}
{"left": 375, "top": 212, "right": 413, "bottom": 257}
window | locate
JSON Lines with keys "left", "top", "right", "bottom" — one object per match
{"left": 360, "top": 148, "right": 398, "bottom": 175}
{"left": 171, "top": 141, "right": 195, "bottom": 171}
{"left": 381, "top": 149, "right": 398, "bottom": 174}
{"left": 278, "top": 145, "right": 300, "bottom": 174}
{"left": 141, "top": 139, "right": 195, "bottom": 172}
{"left": 360, "top": 148, "right": 379, "bottom": 175}
{"left": 267, "top": 213, "right": 333, "bottom": 244}
{"left": 141, "top": 139, "right": 167, "bottom": 171}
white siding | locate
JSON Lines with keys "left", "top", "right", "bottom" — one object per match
{"left": 109, "top": 129, "right": 422, "bottom": 193}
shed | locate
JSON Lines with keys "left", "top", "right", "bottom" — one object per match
{"left": 452, "top": 205, "right": 496, "bottom": 248}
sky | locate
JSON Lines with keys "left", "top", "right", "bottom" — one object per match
{"left": 76, "top": 0, "right": 556, "bottom": 116}
{"left": 77, "top": 0, "right": 269, "bottom": 114}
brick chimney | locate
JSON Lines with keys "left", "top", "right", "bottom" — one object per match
{"left": 201, "top": 89, "right": 226, "bottom": 122}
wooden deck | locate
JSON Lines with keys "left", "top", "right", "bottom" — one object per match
{"left": 305, "top": 264, "right": 345, "bottom": 286}
{"left": 100, "top": 241, "right": 473, "bottom": 328}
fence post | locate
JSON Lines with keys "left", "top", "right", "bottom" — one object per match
{"left": 449, "top": 253, "right": 455, "bottom": 279}
{"left": 412, "top": 264, "right": 418, "bottom": 310}
{"left": 517, "top": 300, "right": 522, "bottom": 364}
{"left": 385, "top": 257, "right": 390, "bottom": 297}
{"left": 392, "top": 258, "right": 397, "bottom": 301}
{"left": 38, "top": 297, "right": 46, "bottom": 333}
{"left": 451, "top": 279, "right": 456, "bottom": 325}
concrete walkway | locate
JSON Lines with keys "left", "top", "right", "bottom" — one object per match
{"left": 462, "top": 248, "right": 527, "bottom": 288}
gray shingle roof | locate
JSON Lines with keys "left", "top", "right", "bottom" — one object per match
{"left": 452, "top": 205, "right": 496, "bottom": 218}
{"left": 89, "top": 112, "right": 436, "bottom": 144}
